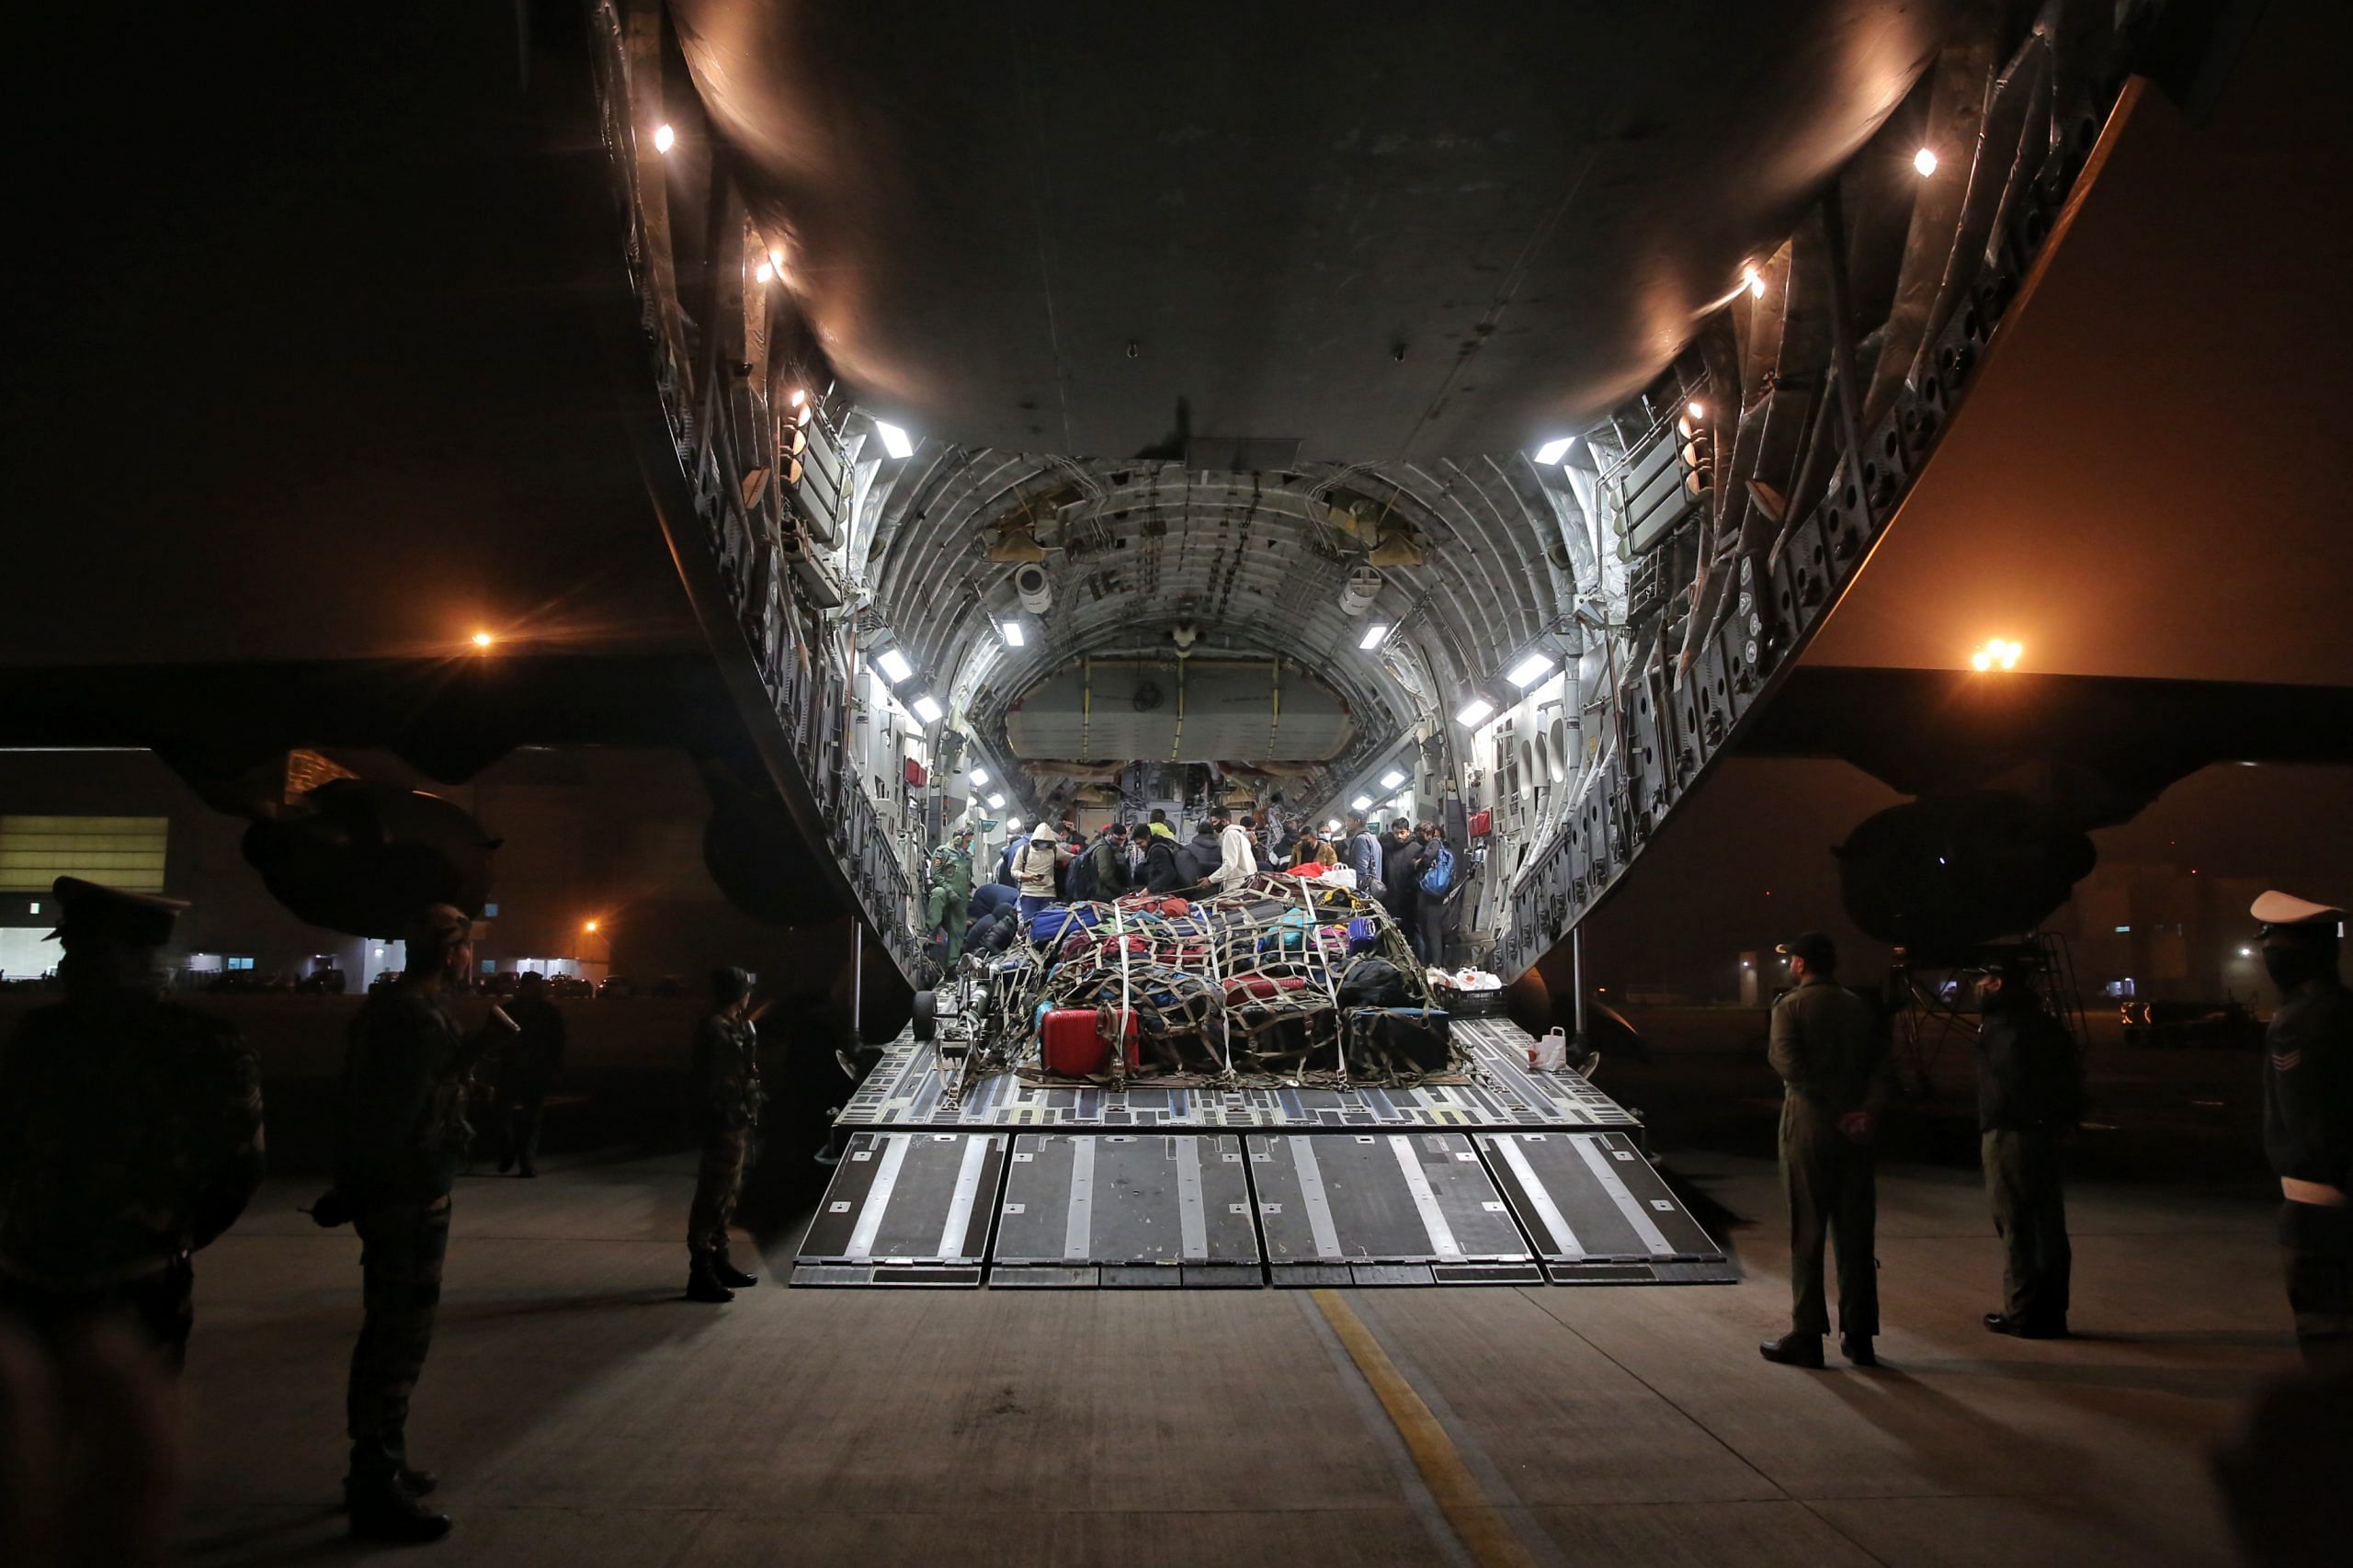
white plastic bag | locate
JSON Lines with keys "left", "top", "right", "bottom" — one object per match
{"left": 1532, "top": 1027, "right": 1568, "bottom": 1072}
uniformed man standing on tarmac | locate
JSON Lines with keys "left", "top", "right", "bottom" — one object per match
{"left": 1974, "top": 957, "right": 2082, "bottom": 1338}
{"left": 926, "top": 827, "right": 975, "bottom": 972}
{"left": 2252, "top": 890, "right": 2353, "bottom": 1369}
{"left": 0, "top": 878, "right": 265, "bottom": 1370}
{"left": 685, "top": 966, "right": 766, "bottom": 1303}
{"left": 334, "top": 903, "right": 512, "bottom": 1545}
{"left": 1760, "top": 931, "right": 1892, "bottom": 1369}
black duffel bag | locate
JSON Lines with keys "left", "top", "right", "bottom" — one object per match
{"left": 1347, "top": 1006, "right": 1451, "bottom": 1073}
{"left": 1336, "top": 957, "right": 1410, "bottom": 1009}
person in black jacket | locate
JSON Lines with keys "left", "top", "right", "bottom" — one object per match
{"left": 1176, "top": 822, "right": 1222, "bottom": 889}
{"left": 2252, "top": 889, "right": 2353, "bottom": 1368}
{"left": 1381, "top": 819, "right": 1427, "bottom": 949}
{"left": 1973, "top": 959, "right": 2082, "bottom": 1337}
{"left": 1142, "top": 822, "right": 1184, "bottom": 893}
{"left": 334, "top": 903, "right": 511, "bottom": 1543}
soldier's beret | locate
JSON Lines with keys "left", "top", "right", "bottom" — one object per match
{"left": 47, "top": 876, "right": 188, "bottom": 947}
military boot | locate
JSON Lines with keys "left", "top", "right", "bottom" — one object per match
{"left": 686, "top": 1254, "right": 735, "bottom": 1303}
{"left": 1757, "top": 1331, "right": 1824, "bottom": 1369}
{"left": 712, "top": 1248, "right": 758, "bottom": 1290}
{"left": 347, "top": 1473, "right": 453, "bottom": 1544}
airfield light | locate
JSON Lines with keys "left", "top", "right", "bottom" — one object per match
{"left": 1914, "top": 146, "right": 1938, "bottom": 176}
{"left": 472, "top": 631, "right": 494, "bottom": 649}
{"left": 1971, "top": 638, "right": 2023, "bottom": 671}
{"left": 583, "top": 920, "right": 599, "bottom": 934}
{"left": 875, "top": 420, "right": 915, "bottom": 460}
{"left": 654, "top": 123, "right": 676, "bottom": 154}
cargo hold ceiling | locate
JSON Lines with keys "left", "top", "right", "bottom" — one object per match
{"left": 669, "top": 0, "right": 1958, "bottom": 459}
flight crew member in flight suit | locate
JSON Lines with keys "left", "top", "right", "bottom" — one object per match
{"left": 1760, "top": 931, "right": 1893, "bottom": 1369}
{"left": 926, "top": 827, "right": 975, "bottom": 970}
{"left": 1973, "top": 958, "right": 2082, "bottom": 1337}
{"left": 335, "top": 902, "right": 513, "bottom": 1543}
{"left": 2252, "top": 890, "right": 2353, "bottom": 1368}
{"left": 0, "top": 878, "right": 266, "bottom": 1370}
{"left": 686, "top": 967, "right": 767, "bottom": 1304}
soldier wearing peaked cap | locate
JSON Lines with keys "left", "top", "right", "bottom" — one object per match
{"left": 1760, "top": 930, "right": 1893, "bottom": 1369}
{"left": 2253, "top": 891, "right": 2353, "bottom": 1369}
{"left": 0, "top": 878, "right": 266, "bottom": 1371}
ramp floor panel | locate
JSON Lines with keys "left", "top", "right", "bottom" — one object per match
{"left": 792, "top": 1131, "right": 1006, "bottom": 1286}
{"left": 1477, "top": 1131, "right": 1738, "bottom": 1285}
{"left": 835, "top": 1020, "right": 1637, "bottom": 1133}
{"left": 992, "top": 1132, "right": 1260, "bottom": 1287}
{"left": 1248, "top": 1131, "right": 1541, "bottom": 1285}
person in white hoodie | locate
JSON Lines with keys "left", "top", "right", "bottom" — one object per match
{"left": 1211, "top": 807, "right": 1257, "bottom": 894}
{"left": 1011, "top": 821, "right": 1072, "bottom": 920}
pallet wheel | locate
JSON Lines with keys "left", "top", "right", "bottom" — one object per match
{"left": 911, "top": 988, "right": 938, "bottom": 1042}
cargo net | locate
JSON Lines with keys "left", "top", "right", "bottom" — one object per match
{"left": 998, "top": 873, "right": 1467, "bottom": 1090}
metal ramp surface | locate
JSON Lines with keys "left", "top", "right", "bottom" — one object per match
{"left": 1478, "top": 1131, "right": 1738, "bottom": 1284}
{"left": 793, "top": 1018, "right": 1736, "bottom": 1289}
{"left": 990, "top": 1133, "right": 1261, "bottom": 1289}
{"left": 792, "top": 1131, "right": 1006, "bottom": 1287}
{"left": 1248, "top": 1131, "right": 1541, "bottom": 1287}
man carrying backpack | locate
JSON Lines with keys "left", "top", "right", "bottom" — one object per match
{"left": 1344, "top": 809, "right": 1383, "bottom": 899}
{"left": 1086, "top": 823, "right": 1131, "bottom": 901}
{"left": 1415, "top": 822, "right": 1459, "bottom": 967}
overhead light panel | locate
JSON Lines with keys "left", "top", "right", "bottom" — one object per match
{"left": 874, "top": 648, "right": 914, "bottom": 686}
{"left": 653, "top": 123, "right": 676, "bottom": 154}
{"left": 1351, "top": 795, "right": 1375, "bottom": 812}
{"left": 1454, "top": 697, "right": 1495, "bottom": 728}
{"left": 911, "top": 694, "right": 945, "bottom": 723}
{"left": 1914, "top": 146, "right": 1938, "bottom": 176}
{"left": 999, "top": 619, "right": 1025, "bottom": 647}
{"left": 1005, "top": 815, "right": 1022, "bottom": 831}
{"left": 875, "top": 420, "right": 915, "bottom": 460}
{"left": 1744, "top": 266, "right": 1766, "bottom": 299}
{"left": 1533, "top": 437, "right": 1575, "bottom": 465}
{"left": 1506, "top": 652, "right": 1557, "bottom": 689}
{"left": 1358, "top": 622, "right": 1390, "bottom": 651}
{"left": 1379, "top": 769, "right": 1406, "bottom": 790}
{"left": 970, "top": 767, "right": 990, "bottom": 787}
{"left": 754, "top": 261, "right": 775, "bottom": 284}
{"left": 986, "top": 792, "right": 1006, "bottom": 810}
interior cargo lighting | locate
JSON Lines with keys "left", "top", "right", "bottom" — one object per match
{"left": 1506, "top": 653, "right": 1557, "bottom": 689}
{"left": 654, "top": 123, "right": 676, "bottom": 154}
{"left": 754, "top": 261, "right": 775, "bottom": 284}
{"left": 1358, "top": 622, "right": 1391, "bottom": 651}
{"left": 1687, "top": 400, "right": 1706, "bottom": 419}
{"left": 911, "top": 694, "right": 945, "bottom": 723}
{"left": 1005, "top": 816, "right": 1022, "bottom": 831}
{"left": 1533, "top": 437, "right": 1575, "bottom": 464}
{"left": 1744, "top": 266, "right": 1766, "bottom": 298}
{"left": 788, "top": 387, "right": 807, "bottom": 408}
{"left": 999, "top": 620, "right": 1025, "bottom": 647}
{"left": 970, "top": 767, "right": 990, "bottom": 786}
{"left": 1454, "top": 698, "right": 1495, "bottom": 728}
{"left": 875, "top": 420, "right": 915, "bottom": 460}
{"left": 1325, "top": 820, "right": 1341, "bottom": 835}
{"left": 1379, "top": 769, "right": 1406, "bottom": 790}
{"left": 1914, "top": 146, "right": 1938, "bottom": 176}
{"left": 987, "top": 793, "right": 1006, "bottom": 810}
{"left": 875, "top": 648, "right": 914, "bottom": 686}
{"left": 1351, "top": 795, "right": 1375, "bottom": 812}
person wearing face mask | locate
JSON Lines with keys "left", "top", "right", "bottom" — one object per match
{"left": 2252, "top": 891, "right": 2353, "bottom": 1369}
{"left": 1972, "top": 957, "right": 2083, "bottom": 1338}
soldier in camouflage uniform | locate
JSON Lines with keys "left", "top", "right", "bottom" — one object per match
{"left": 333, "top": 903, "right": 510, "bottom": 1545}
{"left": 926, "top": 828, "right": 975, "bottom": 971}
{"left": 685, "top": 966, "right": 765, "bottom": 1302}
{"left": 0, "top": 878, "right": 265, "bottom": 1371}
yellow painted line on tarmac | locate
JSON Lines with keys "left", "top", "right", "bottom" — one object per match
{"left": 1311, "top": 1289, "right": 1538, "bottom": 1568}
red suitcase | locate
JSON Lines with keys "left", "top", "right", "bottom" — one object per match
{"left": 1041, "top": 1007, "right": 1142, "bottom": 1076}
{"left": 1223, "top": 974, "right": 1309, "bottom": 1003}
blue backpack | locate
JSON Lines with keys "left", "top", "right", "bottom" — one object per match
{"left": 1418, "top": 843, "right": 1455, "bottom": 897}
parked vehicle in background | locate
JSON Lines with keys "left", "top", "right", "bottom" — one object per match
{"left": 599, "top": 975, "right": 639, "bottom": 1000}
{"left": 369, "top": 970, "right": 404, "bottom": 993}
{"left": 296, "top": 966, "right": 348, "bottom": 994}
{"left": 482, "top": 970, "right": 522, "bottom": 998}
{"left": 549, "top": 974, "right": 593, "bottom": 998}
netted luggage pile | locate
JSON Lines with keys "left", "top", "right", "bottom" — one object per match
{"left": 1009, "top": 873, "right": 1463, "bottom": 1088}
